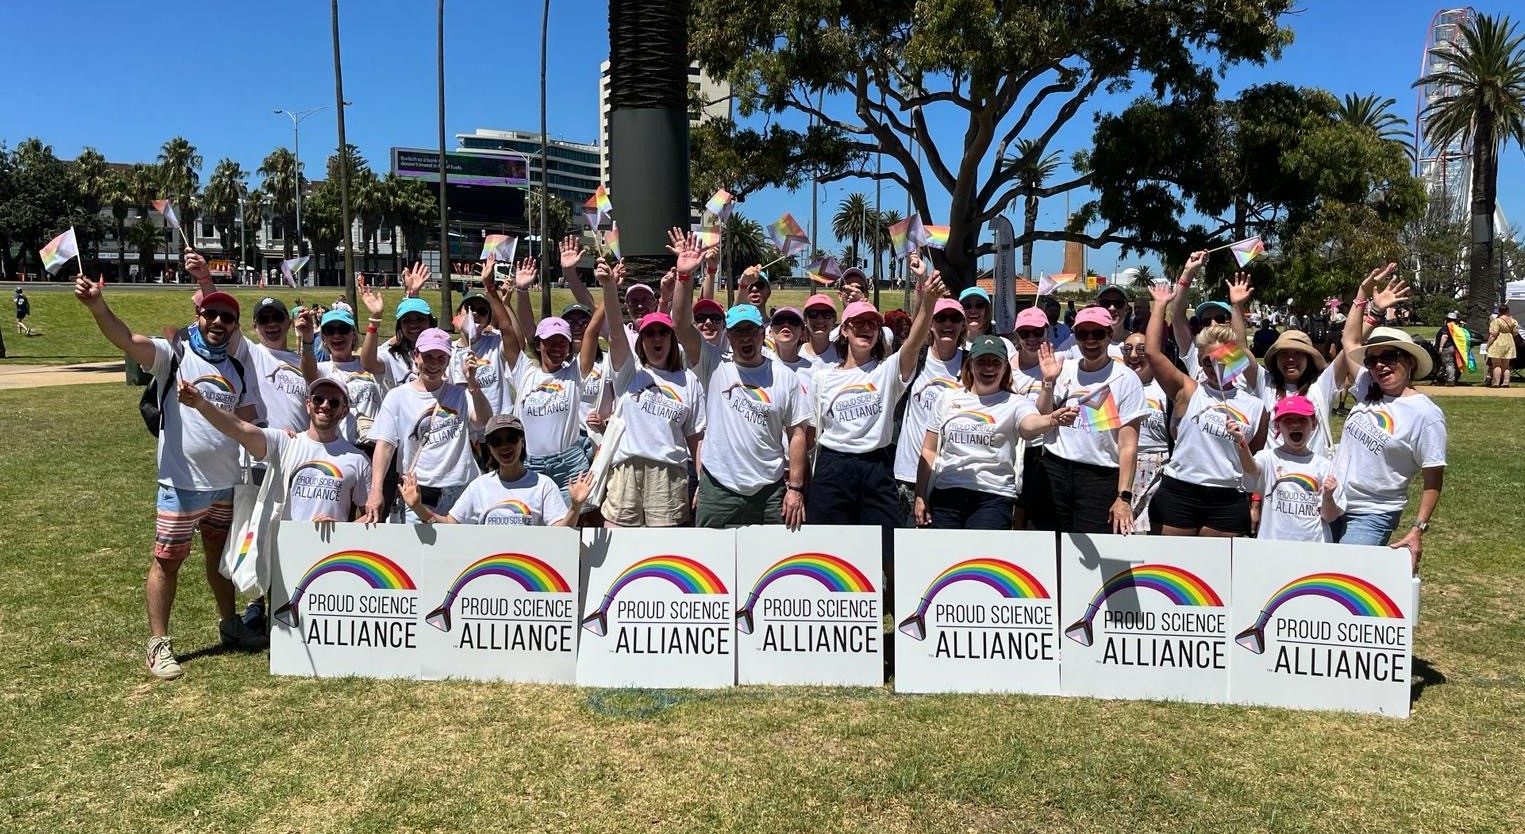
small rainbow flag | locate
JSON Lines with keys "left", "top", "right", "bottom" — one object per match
{"left": 1037, "top": 273, "right": 1078, "bottom": 296}
{"left": 805, "top": 256, "right": 842, "bottom": 286}
{"left": 152, "top": 199, "right": 181, "bottom": 230}
{"left": 280, "top": 256, "right": 310, "bottom": 287}
{"left": 1076, "top": 386, "right": 1122, "bottom": 432}
{"left": 584, "top": 184, "right": 612, "bottom": 228}
{"left": 1228, "top": 236, "right": 1266, "bottom": 268}
{"left": 480, "top": 234, "right": 517, "bottom": 262}
{"left": 768, "top": 212, "right": 810, "bottom": 257}
{"left": 1209, "top": 342, "right": 1252, "bottom": 386}
{"left": 887, "top": 215, "right": 919, "bottom": 260}
{"left": 604, "top": 224, "right": 621, "bottom": 260}
{"left": 705, "top": 188, "right": 734, "bottom": 221}
{"left": 39, "top": 227, "right": 79, "bottom": 275}
{"left": 693, "top": 223, "right": 721, "bottom": 251}
{"left": 921, "top": 224, "right": 951, "bottom": 250}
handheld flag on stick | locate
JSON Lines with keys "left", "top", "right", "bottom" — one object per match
{"left": 887, "top": 215, "right": 919, "bottom": 260}
{"left": 766, "top": 212, "right": 810, "bottom": 258}
{"left": 805, "top": 256, "right": 843, "bottom": 286}
{"left": 1208, "top": 342, "right": 1252, "bottom": 386}
{"left": 921, "top": 224, "right": 951, "bottom": 249}
{"left": 39, "top": 227, "right": 80, "bottom": 275}
{"left": 1075, "top": 386, "right": 1122, "bottom": 432}
{"left": 1206, "top": 236, "right": 1266, "bottom": 268}
{"left": 693, "top": 223, "right": 721, "bottom": 251}
{"left": 584, "top": 184, "right": 613, "bottom": 229}
{"left": 604, "top": 224, "right": 621, "bottom": 260}
{"left": 1037, "top": 273, "right": 1078, "bottom": 297}
{"left": 480, "top": 234, "right": 517, "bottom": 262}
{"left": 705, "top": 188, "right": 734, "bottom": 222}
{"left": 279, "top": 256, "right": 310, "bottom": 287}
{"left": 152, "top": 199, "right": 193, "bottom": 248}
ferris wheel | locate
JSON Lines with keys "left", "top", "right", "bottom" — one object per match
{"left": 1414, "top": 7, "right": 1477, "bottom": 222}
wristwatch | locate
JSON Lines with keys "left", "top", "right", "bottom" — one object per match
{"left": 1413, "top": 521, "right": 1430, "bottom": 533}
{"left": 1118, "top": 490, "right": 1135, "bottom": 502}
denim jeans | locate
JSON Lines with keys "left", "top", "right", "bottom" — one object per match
{"left": 401, "top": 482, "right": 466, "bottom": 524}
{"left": 1333, "top": 510, "right": 1405, "bottom": 545}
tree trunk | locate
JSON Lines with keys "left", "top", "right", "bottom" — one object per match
{"left": 1465, "top": 114, "right": 1498, "bottom": 330}
{"left": 608, "top": 0, "right": 690, "bottom": 286}
{"left": 1023, "top": 195, "right": 1038, "bottom": 281}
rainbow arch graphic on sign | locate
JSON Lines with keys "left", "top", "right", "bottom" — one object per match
{"left": 1234, "top": 572, "right": 1404, "bottom": 654}
{"left": 426, "top": 552, "right": 571, "bottom": 632}
{"left": 273, "top": 550, "right": 415, "bottom": 628}
{"left": 897, "top": 558, "right": 1049, "bottom": 641}
{"left": 1064, "top": 564, "right": 1223, "bottom": 646}
{"left": 580, "top": 555, "right": 728, "bottom": 636}
{"left": 735, "top": 552, "right": 874, "bottom": 634}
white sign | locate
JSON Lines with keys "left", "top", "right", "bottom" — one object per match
{"left": 734, "top": 525, "right": 883, "bottom": 686}
{"left": 270, "top": 523, "right": 424, "bottom": 679}
{"left": 1058, "top": 535, "right": 1232, "bottom": 703}
{"left": 575, "top": 528, "right": 737, "bottom": 689}
{"left": 893, "top": 530, "right": 1060, "bottom": 694}
{"left": 1228, "top": 541, "right": 1412, "bottom": 717}
{"left": 416, "top": 526, "right": 581, "bottom": 684}
{"left": 990, "top": 215, "right": 1017, "bottom": 335}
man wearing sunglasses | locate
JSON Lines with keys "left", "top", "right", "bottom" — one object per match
{"left": 246, "top": 297, "right": 311, "bottom": 435}
{"left": 74, "top": 275, "right": 264, "bottom": 680}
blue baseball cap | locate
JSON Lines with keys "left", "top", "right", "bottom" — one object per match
{"left": 395, "top": 297, "right": 433, "bottom": 320}
{"left": 959, "top": 287, "right": 991, "bottom": 305}
{"left": 320, "top": 309, "right": 356, "bottom": 329}
{"left": 725, "top": 304, "right": 765, "bottom": 329}
{"left": 1195, "top": 300, "right": 1232, "bottom": 320}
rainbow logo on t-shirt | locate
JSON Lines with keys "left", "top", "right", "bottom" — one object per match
{"left": 533, "top": 381, "right": 565, "bottom": 395}
{"left": 292, "top": 460, "right": 344, "bottom": 481}
{"left": 491, "top": 498, "right": 533, "bottom": 517}
{"left": 1145, "top": 397, "right": 1164, "bottom": 412}
{"left": 949, "top": 410, "right": 997, "bottom": 425}
{"left": 839, "top": 383, "right": 878, "bottom": 396}
{"left": 653, "top": 384, "right": 683, "bottom": 402}
{"left": 1214, "top": 403, "right": 1251, "bottom": 426}
{"left": 724, "top": 383, "right": 772, "bottom": 403}
{"left": 193, "top": 374, "right": 235, "bottom": 393}
{"left": 1273, "top": 472, "right": 1320, "bottom": 493}
{"left": 1370, "top": 409, "right": 1396, "bottom": 434}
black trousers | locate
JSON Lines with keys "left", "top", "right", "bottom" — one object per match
{"left": 1043, "top": 452, "right": 1120, "bottom": 534}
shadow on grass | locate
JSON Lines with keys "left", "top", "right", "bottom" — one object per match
{"left": 1411, "top": 656, "right": 1448, "bottom": 704}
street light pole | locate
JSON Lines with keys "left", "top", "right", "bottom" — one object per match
{"left": 274, "top": 101, "right": 351, "bottom": 268}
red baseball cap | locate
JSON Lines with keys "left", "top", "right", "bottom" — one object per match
{"left": 198, "top": 292, "right": 240, "bottom": 318}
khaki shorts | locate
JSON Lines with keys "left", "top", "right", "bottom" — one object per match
{"left": 601, "top": 458, "right": 691, "bottom": 527}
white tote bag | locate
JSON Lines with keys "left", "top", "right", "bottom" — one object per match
{"left": 220, "top": 444, "right": 291, "bottom": 594}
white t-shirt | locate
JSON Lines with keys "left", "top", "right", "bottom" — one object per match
{"left": 449, "top": 331, "right": 512, "bottom": 420}
{"left": 1046, "top": 358, "right": 1147, "bottom": 468}
{"left": 379, "top": 344, "right": 417, "bottom": 392}
{"left": 1246, "top": 447, "right": 1340, "bottom": 542}
{"left": 262, "top": 429, "right": 370, "bottom": 522}
{"left": 1334, "top": 371, "right": 1448, "bottom": 513}
{"left": 928, "top": 389, "right": 1036, "bottom": 499}
{"left": 809, "top": 356, "right": 910, "bottom": 453}
{"left": 152, "top": 337, "right": 256, "bottom": 490}
{"left": 696, "top": 347, "right": 810, "bottom": 495}
{"left": 246, "top": 343, "right": 310, "bottom": 432}
{"left": 1163, "top": 384, "right": 1266, "bottom": 489}
{"left": 1136, "top": 379, "right": 1172, "bottom": 454}
{"left": 448, "top": 469, "right": 568, "bottom": 525}
{"left": 1182, "top": 343, "right": 1262, "bottom": 395}
{"left": 803, "top": 342, "right": 842, "bottom": 370}
{"left": 370, "top": 383, "right": 481, "bottom": 488}
{"left": 1010, "top": 359, "right": 1050, "bottom": 450}
{"left": 1261, "top": 362, "right": 1337, "bottom": 459}
{"left": 319, "top": 359, "right": 384, "bottom": 444}
{"left": 894, "top": 349, "right": 965, "bottom": 482}
{"left": 511, "top": 353, "right": 583, "bottom": 458}
{"left": 609, "top": 356, "right": 706, "bottom": 468}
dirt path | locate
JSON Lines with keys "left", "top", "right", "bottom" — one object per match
{"left": 0, "top": 361, "right": 125, "bottom": 391}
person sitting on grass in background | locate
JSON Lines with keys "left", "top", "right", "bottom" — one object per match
{"left": 1228, "top": 394, "right": 1342, "bottom": 542}
{"left": 400, "top": 415, "right": 591, "bottom": 527}
{"left": 73, "top": 273, "right": 266, "bottom": 680}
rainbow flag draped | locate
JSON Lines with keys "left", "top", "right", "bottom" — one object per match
{"left": 920, "top": 224, "right": 951, "bottom": 249}
{"left": 767, "top": 212, "right": 810, "bottom": 257}
{"left": 480, "top": 234, "right": 517, "bottom": 261}
{"left": 705, "top": 188, "right": 734, "bottom": 222}
{"left": 152, "top": 199, "right": 181, "bottom": 230}
{"left": 604, "top": 224, "right": 621, "bottom": 260}
{"left": 1209, "top": 342, "right": 1252, "bottom": 386}
{"left": 1448, "top": 322, "right": 1476, "bottom": 372}
{"left": 1228, "top": 236, "right": 1265, "bottom": 268}
{"left": 39, "top": 227, "right": 79, "bottom": 275}
{"left": 1076, "top": 386, "right": 1122, "bottom": 432}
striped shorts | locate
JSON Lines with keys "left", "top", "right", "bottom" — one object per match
{"left": 154, "top": 485, "right": 235, "bottom": 560}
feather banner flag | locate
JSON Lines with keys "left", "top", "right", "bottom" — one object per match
{"left": 767, "top": 212, "right": 810, "bottom": 258}
{"left": 39, "top": 227, "right": 80, "bottom": 275}
{"left": 480, "top": 234, "right": 517, "bottom": 262}
{"left": 1228, "top": 236, "right": 1266, "bottom": 268}
{"left": 279, "top": 256, "right": 310, "bottom": 287}
{"left": 1208, "top": 342, "right": 1252, "bottom": 386}
{"left": 151, "top": 199, "right": 181, "bottom": 230}
{"left": 705, "top": 188, "right": 734, "bottom": 222}
{"left": 1037, "top": 273, "right": 1078, "bottom": 296}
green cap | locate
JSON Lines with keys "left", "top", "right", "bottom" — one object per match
{"left": 968, "top": 334, "right": 1008, "bottom": 360}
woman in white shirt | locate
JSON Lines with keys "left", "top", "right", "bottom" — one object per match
{"left": 914, "top": 335, "right": 1075, "bottom": 529}
{"left": 304, "top": 308, "right": 383, "bottom": 448}
{"left": 1260, "top": 329, "right": 1335, "bottom": 457}
{"left": 1143, "top": 284, "right": 1267, "bottom": 536}
{"left": 1331, "top": 265, "right": 1445, "bottom": 569}
{"left": 1120, "top": 330, "right": 1172, "bottom": 531}
{"left": 1009, "top": 306, "right": 1058, "bottom": 529}
{"left": 807, "top": 257, "right": 943, "bottom": 527}
{"left": 894, "top": 298, "right": 967, "bottom": 526}
{"left": 401, "top": 414, "right": 590, "bottom": 526}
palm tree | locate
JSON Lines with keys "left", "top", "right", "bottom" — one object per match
{"left": 1004, "top": 139, "right": 1062, "bottom": 284}
{"left": 104, "top": 171, "right": 134, "bottom": 281}
{"left": 1130, "top": 264, "right": 1157, "bottom": 291}
{"left": 831, "top": 192, "right": 875, "bottom": 270}
{"left": 1416, "top": 13, "right": 1525, "bottom": 326}
{"left": 157, "top": 136, "right": 202, "bottom": 233}
{"left": 259, "top": 147, "right": 301, "bottom": 259}
{"left": 203, "top": 159, "right": 247, "bottom": 260}
{"left": 877, "top": 208, "right": 903, "bottom": 286}
{"left": 240, "top": 188, "right": 267, "bottom": 273}
{"left": 1338, "top": 93, "right": 1414, "bottom": 158}
{"left": 127, "top": 216, "right": 165, "bottom": 280}
{"left": 391, "top": 175, "right": 437, "bottom": 278}
{"left": 127, "top": 163, "right": 166, "bottom": 277}
{"left": 71, "top": 147, "right": 110, "bottom": 266}
{"left": 352, "top": 169, "right": 384, "bottom": 273}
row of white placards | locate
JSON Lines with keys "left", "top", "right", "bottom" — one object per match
{"left": 269, "top": 525, "right": 1416, "bottom": 717}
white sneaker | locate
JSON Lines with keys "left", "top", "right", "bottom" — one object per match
{"left": 147, "top": 636, "right": 183, "bottom": 680}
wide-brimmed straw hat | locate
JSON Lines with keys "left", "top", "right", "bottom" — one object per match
{"left": 1264, "top": 330, "right": 1327, "bottom": 371}
{"left": 1347, "top": 326, "right": 1432, "bottom": 381}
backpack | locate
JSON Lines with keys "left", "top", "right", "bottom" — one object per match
{"left": 139, "top": 328, "right": 248, "bottom": 437}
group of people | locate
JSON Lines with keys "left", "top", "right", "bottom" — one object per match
{"left": 76, "top": 235, "right": 1448, "bottom": 681}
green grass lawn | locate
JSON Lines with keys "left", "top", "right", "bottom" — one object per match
{"left": 1, "top": 385, "right": 1522, "bottom": 833}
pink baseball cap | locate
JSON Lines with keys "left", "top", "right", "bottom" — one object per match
{"left": 414, "top": 327, "right": 452, "bottom": 355}
{"left": 1073, "top": 306, "right": 1113, "bottom": 329}
{"left": 625, "top": 283, "right": 655, "bottom": 300}
{"left": 933, "top": 298, "right": 965, "bottom": 318}
{"left": 693, "top": 298, "right": 724, "bottom": 317}
{"left": 638, "top": 311, "right": 674, "bottom": 332}
{"left": 535, "top": 317, "right": 572, "bottom": 342}
{"left": 1274, "top": 395, "right": 1316, "bottom": 420}
{"left": 804, "top": 294, "right": 836, "bottom": 313}
{"left": 842, "top": 300, "right": 882, "bottom": 324}
{"left": 1015, "top": 307, "right": 1048, "bottom": 330}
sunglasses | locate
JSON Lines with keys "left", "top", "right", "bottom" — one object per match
{"left": 1201, "top": 313, "right": 1230, "bottom": 324}
{"left": 1074, "top": 328, "right": 1109, "bottom": 341}
{"left": 695, "top": 313, "right": 724, "bottom": 325}
{"left": 488, "top": 432, "right": 524, "bottom": 448}
{"left": 200, "top": 309, "right": 238, "bottom": 324}
{"left": 308, "top": 393, "right": 345, "bottom": 408}
{"left": 933, "top": 313, "right": 965, "bottom": 324}
{"left": 844, "top": 318, "right": 881, "bottom": 331}
{"left": 962, "top": 300, "right": 989, "bottom": 310}
{"left": 1120, "top": 345, "right": 1147, "bottom": 356}
{"left": 771, "top": 317, "right": 803, "bottom": 328}
{"left": 805, "top": 309, "right": 835, "bottom": 319}
{"left": 1015, "top": 328, "right": 1045, "bottom": 339}
{"left": 1100, "top": 299, "right": 1127, "bottom": 309}
{"left": 255, "top": 315, "right": 288, "bottom": 325}
{"left": 321, "top": 325, "right": 354, "bottom": 336}
{"left": 1363, "top": 349, "right": 1406, "bottom": 368}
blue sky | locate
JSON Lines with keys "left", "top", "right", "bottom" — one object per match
{"left": 4, "top": 0, "right": 1521, "bottom": 276}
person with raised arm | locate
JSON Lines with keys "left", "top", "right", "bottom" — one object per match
{"left": 1227, "top": 395, "right": 1343, "bottom": 542}
{"left": 1330, "top": 265, "right": 1446, "bottom": 569}
{"left": 893, "top": 295, "right": 968, "bottom": 526}
{"left": 673, "top": 229, "right": 810, "bottom": 529}
{"left": 301, "top": 301, "right": 383, "bottom": 449}
{"left": 1008, "top": 307, "right": 1065, "bottom": 529}
{"left": 243, "top": 296, "right": 310, "bottom": 435}
{"left": 1118, "top": 330, "right": 1172, "bottom": 531}
{"left": 557, "top": 236, "right": 614, "bottom": 445}
{"left": 361, "top": 261, "right": 435, "bottom": 393}
{"left": 401, "top": 415, "right": 591, "bottom": 526}
{"left": 1166, "top": 251, "right": 1257, "bottom": 389}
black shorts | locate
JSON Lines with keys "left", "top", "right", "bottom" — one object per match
{"left": 1148, "top": 475, "right": 1250, "bottom": 534}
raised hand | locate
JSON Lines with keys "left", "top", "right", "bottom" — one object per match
{"left": 480, "top": 256, "right": 498, "bottom": 291}
{"left": 568, "top": 469, "right": 594, "bottom": 507}
{"left": 908, "top": 251, "right": 928, "bottom": 281}
{"left": 1227, "top": 272, "right": 1254, "bottom": 307}
{"left": 1149, "top": 281, "right": 1177, "bottom": 307}
{"left": 660, "top": 267, "right": 678, "bottom": 296}
{"left": 357, "top": 274, "right": 385, "bottom": 318}
{"left": 1182, "top": 250, "right": 1208, "bottom": 276}
{"left": 840, "top": 282, "right": 866, "bottom": 305}
{"left": 1359, "top": 262, "right": 1398, "bottom": 297}
{"left": 594, "top": 260, "right": 614, "bottom": 286}
{"left": 463, "top": 350, "right": 480, "bottom": 387}
{"left": 666, "top": 227, "right": 703, "bottom": 275}
{"left": 739, "top": 264, "right": 761, "bottom": 288}
{"left": 559, "top": 235, "right": 583, "bottom": 274}
{"left": 919, "top": 272, "right": 947, "bottom": 302}
{"left": 402, "top": 261, "right": 430, "bottom": 297}
{"left": 514, "top": 257, "right": 539, "bottom": 290}
{"left": 1038, "top": 340, "right": 1063, "bottom": 382}
{"left": 73, "top": 274, "right": 103, "bottom": 307}
{"left": 1225, "top": 419, "right": 1247, "bottom": 446}
{"left": 1371, "top": 273, "right": 1410, "bottom": 311}
{"left": 184, "top": 248, "right": 212, "bottom": 284}
{"left": 294, "top": 307, "right": 314, "bottom": 340}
